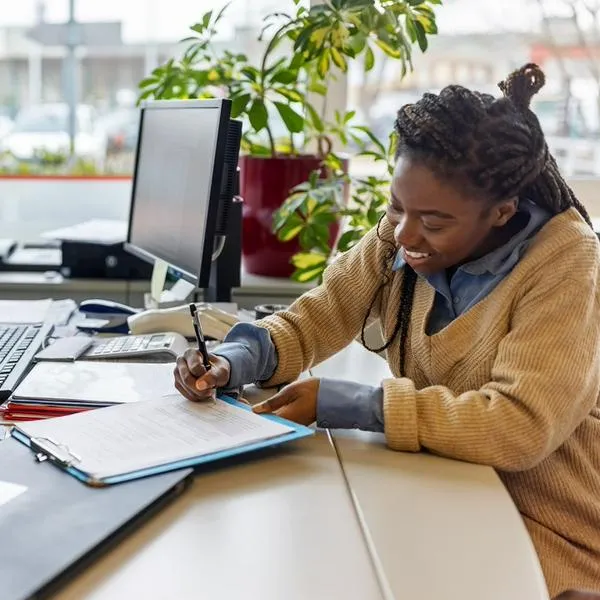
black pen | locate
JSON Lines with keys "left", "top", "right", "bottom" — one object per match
{"left": 189, "top": 303, "right": 211, "bottom": 371}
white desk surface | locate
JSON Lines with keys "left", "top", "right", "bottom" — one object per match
{"left": 333, "top": 430, "right": 548, "bottom": 600}
{"left": 312, "top": 342, "right": 549, "bottom": 600}
{"left": 53, "top": 433, "right": 383, "bottom": 600}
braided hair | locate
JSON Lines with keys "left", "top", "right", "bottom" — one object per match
{"left": 361, "top": 63, "right": 593, "bottom": 375}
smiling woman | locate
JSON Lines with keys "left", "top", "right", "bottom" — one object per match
{"left": 387, "top": 157, "right": 520, "bottom": 274}
{"left": 175, "top": 63, "right": 600, "bottom": 598}
{"left": 375, "top": 63, "right": 593, "bottom": 370}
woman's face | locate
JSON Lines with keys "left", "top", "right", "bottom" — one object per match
{"left": 387, "top": 157, "right": 518, "bottom": 275}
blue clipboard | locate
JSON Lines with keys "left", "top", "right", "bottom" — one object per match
{"left": 10, "top": 395, "right": 314, "bottom": 487}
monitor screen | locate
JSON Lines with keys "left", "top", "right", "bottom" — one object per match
{"left": 126, "top": 99, "right": 231, "bottom": 285}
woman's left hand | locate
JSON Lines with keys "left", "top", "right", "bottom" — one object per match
{"left": 253, "top": 378, "right": 320, "bottom": 426}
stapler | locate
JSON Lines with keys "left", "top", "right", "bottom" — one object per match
{"left": 77, "top": 299, "right": 141, "bottom": 334}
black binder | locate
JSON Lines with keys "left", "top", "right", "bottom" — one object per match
{"left": 0, "top": 437, "right": 193, "bottom": 600}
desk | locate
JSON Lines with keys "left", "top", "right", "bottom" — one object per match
{"left": 312, "top": 343, "right": 549, "bottom": 600}
{"left": 1, "top": 336, "right": 549, "bottom": 599}
{"left": 52, "top": 434, "right": 383, "bottom": 600}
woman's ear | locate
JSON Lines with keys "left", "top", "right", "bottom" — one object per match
{"left": 491, "top": 197, "right": 518, "bottom": 227}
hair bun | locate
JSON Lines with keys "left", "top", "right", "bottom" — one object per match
{"left": 498, "top": 63, "right": 545, "bottom": 110}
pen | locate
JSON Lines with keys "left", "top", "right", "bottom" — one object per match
{"left": 189, "top": 304, "right": 211, "bottom": 371}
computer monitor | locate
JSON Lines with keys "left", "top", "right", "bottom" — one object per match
{"left": 124, "top": 98, "right": 241, "bottom": 290}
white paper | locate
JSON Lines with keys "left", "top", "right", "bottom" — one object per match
{"left": 16, "top": 395, "right": 293, "bottom": 480}
{"left": 0, "top": 481, "right": 27, "bottom": 508}
{"left": 150, "top": 258, "right": 169, "bottom": 305}
{"left": 41, "top": 219, "right": 128, "bottom": 245}
{"left": 12, "top": 361, "right": 175, "bottom": 404}
{"left": 0, "top": 299, "right": 52, "bottom": 324}
{"left": 159, "top": 278, "right": 196, "bottom": 303}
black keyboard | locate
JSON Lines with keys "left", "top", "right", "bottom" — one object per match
{"left": 0, "top": 322, "right": 52, "bottom": 401}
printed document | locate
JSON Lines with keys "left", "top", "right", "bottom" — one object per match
{"left": 15, "top": 395, "right": 293, "bottom": 480}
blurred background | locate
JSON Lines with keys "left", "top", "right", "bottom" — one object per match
{"left": 0, "top": 0, "right": 598, "bottom": 176}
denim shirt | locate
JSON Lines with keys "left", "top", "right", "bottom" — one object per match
{"left": 215, "top": 199, "right": 551, "bottom": 432}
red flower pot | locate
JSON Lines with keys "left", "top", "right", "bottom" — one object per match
{"left": 240, "top": 155, "right": 330, "bottom": 278}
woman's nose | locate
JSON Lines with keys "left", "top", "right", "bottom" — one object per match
{"left": 394, "top": 217, "right": 422, "bottom": 248}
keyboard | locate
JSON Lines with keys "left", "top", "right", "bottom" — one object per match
{"left": 0, "top": 322, "right": 53, "bottom": 401}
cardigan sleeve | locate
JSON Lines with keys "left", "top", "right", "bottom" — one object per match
{"left": 382, "top": 237, "right": 600, "bottom": 472}
{"left": 255, "top": 219, "right": 395, "bottom": 387}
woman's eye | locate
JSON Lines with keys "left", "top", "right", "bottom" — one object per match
{"left": 422, "top": 222, "right": 443, "bottom": 232}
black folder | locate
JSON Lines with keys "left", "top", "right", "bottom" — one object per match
{"left": 0, "top": 437, "right": 193, "bottom": 600}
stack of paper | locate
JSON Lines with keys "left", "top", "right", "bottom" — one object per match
{"left": 11, "top": 394, "right": 313, "bottom": 486}
{"left": 1, "top": 361, "right": 175, "bottom": 423}
{"left": 0, "top": 299, "right": 52, "bottom": 324}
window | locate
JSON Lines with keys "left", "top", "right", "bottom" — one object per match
{"left": 0, "top": 0, "right": 290, "bottom": 240}
{"left": 0, "top": 0, "right": 286, "bottom": 178}
{"left": 346, "top": 0, "right": 600, "bottom": 192}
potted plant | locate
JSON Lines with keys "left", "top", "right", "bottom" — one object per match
{"left": 139, "top": 0, "right": 440, "bottom": 278}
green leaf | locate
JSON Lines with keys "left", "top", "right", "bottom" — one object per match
{"left": 139, "top": 76, "right": 158, "bottom": 88}
{"left": 364, "top": 45, "right": 375, "bottom": 71}
{"left": 405, "top": 18, "right": 417, "bottom": 43}
{"left": 309, "top": 170, "right": 320, "bottom": 187}
{"left": 213, "top": 2, "right": 231, "bottom": 24}
{"left": 317, "top": 49, "right": 330, "bottom": 79}
{"left": 337, "top": 229, "right": 361, "bottom": 253}
{"left": 277, "top": 220, "right": 304, "bottom": 242}
{"left": 299, "top": 228, "right": 326, "bottom": 253}
{"left": 293, "top": 23, "right": 318, "bottom": 53}
{"left": 274, "top": 88, "right": 304, "bottom": 103}
{"left": 306, "top": 103, "right": 324, "bottom": 133}
{"left": 202, "top": 10, "right": 213, "bottom": 29}
{"left": 274, "top": 102, "right": 305, "bottom": 133}
{"left": 240, "top": 67, "right": 259, "bottom": 82}
{"left": 190, "top": 23, "right": 206, "bottom": 35}
{"left": 270, "top": 69, "right": 298, "bottom": 84}
{"left": 282, "top": 191, "right": 311, "bottom": 215}
{"left": 290, "top": 252, "right": 328, "bottom": 270}
{"left": 248, "top": 99, "right": 268, "bottom": 132}
{"left": 374, "top": 38, "right": 402, "bottom": 59}
{"left": 292, "top": 264, "right": 326, "bottom": 283}
{"left": 182, "top": 43, "right": 205, "bottom": 64}
{"left": 347, "top": 32, "right": 367, "bottom": 55}
{"left": 413, "top": 20, "right": 428, "bottom": 52}
{"left": 273, "top": 206, "right": 302, "bottom": 233}
{"left": 289, "top": 53, "right": 305, "bottom": 71}
{"left": 231, "top": 93, "right": 251, "bottom": 118}
{"left": 330, "top": 48, "right": 348, "bottom": 72}
{"left": 355, "top": 126, "right": 387, "bottom": 154}
{"left": 264, "top": 57, "right": 286, "bottom": 77}
{"left": 307, "top": 81, "right": 327, "bottom": 95}
{"left": 312, "top": 211, "right": 336, "bottom": 226}
{"left": 137, "top": 90, "right": 154, "bottom": 103}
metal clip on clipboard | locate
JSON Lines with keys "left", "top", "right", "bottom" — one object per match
{"left": 29, "top": 436, "right": 82, "bottom": 467}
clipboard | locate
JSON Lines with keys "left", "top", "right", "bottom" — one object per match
{"left": 10, "top": 395, "right": 313, "bottom": 487}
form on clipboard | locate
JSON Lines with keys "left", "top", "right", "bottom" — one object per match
{"left": 11, "top": 394, "right": 313, "bottom": 486}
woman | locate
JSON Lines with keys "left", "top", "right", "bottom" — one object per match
{"left": 174, "top": 64, "right": 600, "bottom": 597}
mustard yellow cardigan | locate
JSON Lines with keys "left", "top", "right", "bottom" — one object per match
{"left": 257, "top": 209, "right": 600, "bottom": 596}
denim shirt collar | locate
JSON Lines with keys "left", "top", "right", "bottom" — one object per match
{"left": 392, "top": 199, "right": 551, "bottom": 276}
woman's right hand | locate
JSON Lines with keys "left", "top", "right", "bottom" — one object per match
{"left": 174, "top": 348, "right": 231, "bottom": 402}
